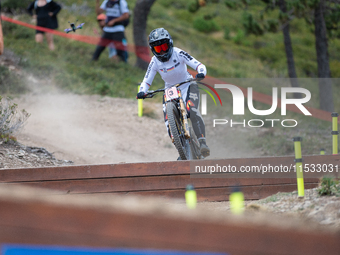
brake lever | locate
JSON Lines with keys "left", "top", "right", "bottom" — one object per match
{"left": 145, "top": 93, "right": 155, "bottom": 99}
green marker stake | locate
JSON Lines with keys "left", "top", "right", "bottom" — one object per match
{"left": 229, "top": 187, "right": 244, "bottom": 215}
{"left": 331, "top": 113, "right": 338, "bottom": 155}
{"left": 138, "top": 85, "right": 143, "bottom": 117}
{"left": 293, "top": 137, "right": 304, "bottom": 198}
{"left": 185, "top": 184, "right": 197, "bottom": 209}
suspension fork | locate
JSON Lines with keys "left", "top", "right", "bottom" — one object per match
{"left": 178, "top": 90, "right": 190, "bottom": 139}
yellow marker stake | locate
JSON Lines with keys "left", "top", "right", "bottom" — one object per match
{"left": 320, "top": 148, "right": 325, "bottom": 155}
{"left": 331, "top": 113, "right": 338, "bottom": 155}
{"left": 138, "top": 85, "right": 143, "bottom": 117}
{"left": 229, "top": 189, "right": 244, "bottom": 215}
{"left": 185, "top": 184, "right": 197, "bottom": 209}
{"left": 293, "top": 137, "right": 304, "bottom": 198}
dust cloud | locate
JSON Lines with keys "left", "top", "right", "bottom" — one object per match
{"left": 15, "top": 75, "right": 261, "bottom": 164}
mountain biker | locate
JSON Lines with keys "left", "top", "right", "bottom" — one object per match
{"left": 136, "top": 28, "right": 210, "bottom": 159}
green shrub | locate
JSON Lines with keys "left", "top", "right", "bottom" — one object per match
{"left": 232, "top": 29, "right": 246, "bottom": 44}
{"left": 242, "top": 12, "right": 264, "bottom": 36}
{"left": 0, "top": 96, "right": 30, "bottom": 139}
{"left": 188, "top": 1, "right": 199, "bottom": 13}
{"left": 318, "top": 177, "right": 340, "bottom": 196}
{"left": 193, "top": 16, "right": 220, "bottom": 33}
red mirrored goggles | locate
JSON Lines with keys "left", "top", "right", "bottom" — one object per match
{"left": 153, "top": 43, "right": 169, "bottom": 53}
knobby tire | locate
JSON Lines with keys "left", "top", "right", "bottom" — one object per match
{"left": 166, "top": 102, "right": 188, "bottom": 160}
{"left": 189, "top": 127, "right": 201, "bottom": 159}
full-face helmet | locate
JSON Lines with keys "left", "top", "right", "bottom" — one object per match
{"left": 148, "top": 28, "right": 173, "bottom": 62}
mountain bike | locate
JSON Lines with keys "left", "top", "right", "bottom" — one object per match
{"left": 144, "top": 78, "right": 203, "bottom": 160}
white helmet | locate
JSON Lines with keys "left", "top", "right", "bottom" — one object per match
{"left": 148, "top": 28, "right": 173, "bottom": 62}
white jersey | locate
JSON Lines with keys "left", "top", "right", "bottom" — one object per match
{"left": 139, "top": 47, "right": 207, "bottom": 94}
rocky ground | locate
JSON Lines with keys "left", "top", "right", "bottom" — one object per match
{"left": 0, "top": 139, "right": 73, "bottom": 169}
{"left": 248, "top": 188, "right": 340, "bottom": 229}
{"left": 187, "top": 187, "right": 339, "bottom": 231}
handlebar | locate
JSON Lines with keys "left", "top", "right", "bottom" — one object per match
{"left": 143, "top": 77, "right": 203, "bottom": 99}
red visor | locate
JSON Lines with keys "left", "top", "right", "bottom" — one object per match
{"left": 153, "top": 43, "right": 169, "bottom": 53}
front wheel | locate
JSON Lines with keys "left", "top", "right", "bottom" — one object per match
{"left": 166, "top": 102, "right": 190, "bottom": 160}
{"left": 189, "top": 126, "right": 202, "bottom": 160}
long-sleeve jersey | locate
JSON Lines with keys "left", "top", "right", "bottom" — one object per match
{"left": 139, "top": 47, "right": 207, "bottom": 94}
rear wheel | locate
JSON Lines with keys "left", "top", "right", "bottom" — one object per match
{"left": 166, "top": 102, "right": 190, "bottom": 160}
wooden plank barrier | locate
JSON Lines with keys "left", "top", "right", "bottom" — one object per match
{"left": 0, "top": 184, "right": 339, "bottom": 255}
{"left": 1, "top": 155, "right": 339, "bottom": 201}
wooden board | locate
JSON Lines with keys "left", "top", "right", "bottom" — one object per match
{"left": 1, "top": 155, "right": 332, "bottom": 201}
{"left": 1, "top": 155, "right": 338, "bottom": 182}
{"left": 0, "top": 185, "right": 339, "bottom": 255}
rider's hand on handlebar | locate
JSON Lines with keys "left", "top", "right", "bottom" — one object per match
{"left": 136, "top": 92, "right": 146, "bottom": 99}
{"left": 195, "top": 73, "right": 205, "bottom": 79}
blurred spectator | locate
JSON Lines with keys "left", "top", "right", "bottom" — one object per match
{"left": 27, "top": 0, "right": 61, "bottom": 51}
{"left": 96, "top": 13, "right": 117, "bottom": 59}
{"left": 92, "top": 0, "right": 129, "bottom": 62}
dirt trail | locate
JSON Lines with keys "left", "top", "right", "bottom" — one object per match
{"left": 15, "top": 76, "right": 262, "bottom": 165}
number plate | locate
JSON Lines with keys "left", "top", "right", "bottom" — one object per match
{"left": 165, "top": 87, "right": 179, "bottom": 101}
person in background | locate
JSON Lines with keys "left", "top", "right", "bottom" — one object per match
{"left": 92, "top": 0, "right": 129, "bottom": 62}
{"left": 27, "top": 0, "right": 61, "bottom": 51}
{"left": 96, "top": 13, "right": 117, "bottom": 59}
